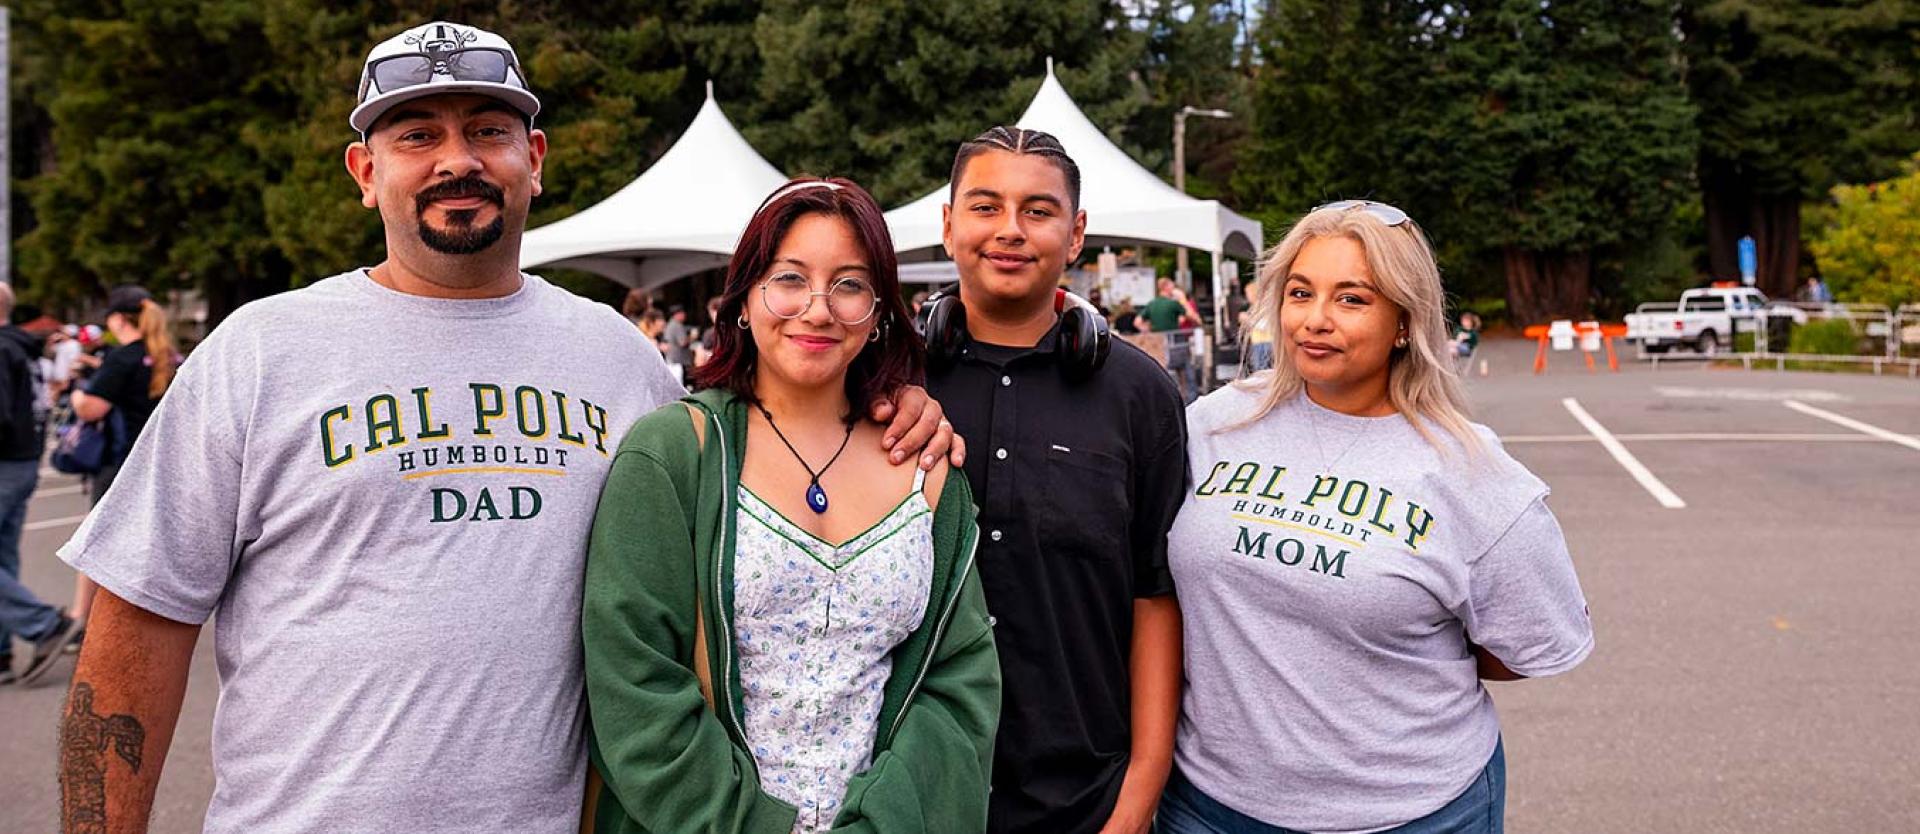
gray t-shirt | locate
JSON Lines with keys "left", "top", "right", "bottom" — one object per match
{"left": 60, "top": 270, "right": 685, "bottom": 833}
{"left": 1168, "top": 385, "right": 1592, "bottom": 833}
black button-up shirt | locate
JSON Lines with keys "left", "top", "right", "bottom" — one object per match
{"left": 929, "top": 325, "right": 1188, "bottom": 834}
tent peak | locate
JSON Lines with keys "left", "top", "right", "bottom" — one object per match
{"left": 704, "top": 79, "right": 714, "bottom": 101}
{"left": 1045, "top": 55, "right": 1055, "bottom": 77}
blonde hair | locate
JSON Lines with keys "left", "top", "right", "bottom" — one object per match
{"left": 1232, "top": 204, "right": 1478, "bottom": 453}
{"left": 135, "top": 299, "right": 177, "bottom": 399}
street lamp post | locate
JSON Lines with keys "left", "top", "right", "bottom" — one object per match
{"left": 1172, "top": 105, "right": 1231, "bottom": 291}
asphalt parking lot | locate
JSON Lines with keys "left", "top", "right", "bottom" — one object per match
{"left": 2, "top": 337, "right": 1917, "bottom": 832}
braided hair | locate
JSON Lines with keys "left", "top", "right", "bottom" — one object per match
{"left": 949, "top": 126, "right": 1081, "bottom": 210}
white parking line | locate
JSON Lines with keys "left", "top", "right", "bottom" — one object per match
{"left": 1783, "top": 400, "right": 1920, "bottom": 452}
{"left": 24, "top": 514, "right": 88, "bottom": 532}
{"left": 1561, "top": 398, "right": 1687, "bottom": 509}
{"left": 33, "top": 484, "right": 86, "bottom": 498}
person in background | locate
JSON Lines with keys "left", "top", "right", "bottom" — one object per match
{"left": 1136, "top": 276, "right": 1200, "bottom": 334}
{"left": 1087, "top": 287, "right": 1111, "bottom": 320}
{"left": 1158, "top": 200, "right": 1592, "bottom": 834}
{"left": 1452, "top": 311, "right": 1483, "bottom": 360}
{"left": 1112, "top": 298, "right": 1142, "bottom": 335}
{"left": 1137, "top": 277, "right": 1204, "bottom": 404}
{"left": 620, "top": 287, "right": 654, "bottom": 326}
{"left": 65, "top": 286, "right": 179, "bottom": 639}
{"left": 695, "top": 294, "right": 725, "bottom": 368}
{"left": 1799, "top": 276, "right": 1833, "bottom": 305}
{"left": 583, "top": 178, "right": 998, "bottom": 833}
{"left": 639, "top": 308, "right": 667, "bottom": 349}
{"left": 0, "top": 282, "right": 80, "bottom": 686}
{"left": 1238, "top": 279, "right": 1273, "bottom": 373}
{"left": 661, "top": 304, "right": 695, "bottom": 377}
{"left": 47, "top": 326, "right": 84, "bottom": 407}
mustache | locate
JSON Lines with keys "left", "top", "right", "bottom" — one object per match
{"left": 414, "top": 177, "right": 505, "bottom": 214}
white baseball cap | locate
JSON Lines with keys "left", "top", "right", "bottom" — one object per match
{"left": 350, "top": 21, "right": 541, "bottom": 134}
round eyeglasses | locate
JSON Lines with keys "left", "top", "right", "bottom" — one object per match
{"left": 759, "top": 272, "right": 879, "bottom": 326}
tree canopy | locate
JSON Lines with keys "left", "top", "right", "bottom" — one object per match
{"left": 5, "top": 1, "right": 1917, "bottom": 326}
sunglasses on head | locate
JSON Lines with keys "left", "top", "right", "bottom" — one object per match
{"left": 1315, "top": 199, "right": 1412, "bottom": 227}
{"left": 360, "top": 47, "right": 524, "bottom": 101}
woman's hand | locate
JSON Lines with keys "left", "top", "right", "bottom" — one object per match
{"left": 867, "top": 386, "right": 964, "bottom": 471}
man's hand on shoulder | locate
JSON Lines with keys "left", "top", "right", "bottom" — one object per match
{"left": 866, "top": 386, "right": 965, "bottom": 471}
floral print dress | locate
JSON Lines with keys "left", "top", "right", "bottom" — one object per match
{"left": 732, "top": 468, "right": 935, "bottom": 833}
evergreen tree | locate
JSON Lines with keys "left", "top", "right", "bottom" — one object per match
{"left": 1681, "top": 0, "right": 1920, "bottom": 298}
{"left": 11, "top": 1, "right": 691, "bottom": 319}
{"left": 1435, "top": 0, "right": 1697, "bottom": 323}
{"left": 1236, "top": 0, "right": 1696, "bottom": 324}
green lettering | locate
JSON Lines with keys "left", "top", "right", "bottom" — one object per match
{"left": 470, "top": 487, "right": 503, "bottom": 521}
{"left": 583, "top": 400, "right": 610, "bottom": 454}
{"left": 1195, "top": 461, "right": 1230, "bottom": 497}
{"left": 509, "top": 486, "right": 543, "bottom": 520}
{"left": 470, "top": 384, "right": 506, "bottom": 436}
{"left": 1222, "top": 462, "right": 1260, "bottom": 495}
{"left": 412, "top": 387, "right": 451, "bottom": 440}
{"left": 1367, "top": 488, "right": 1398, "bottom": 534}
{"left": 1302, "top": 475, "right": 1338, "bottom": 508}
{"left": 320, "top": 406, "right": 354, "bottom": 468}
{"left": 1403, "top": 504, "right": 1434, "bottom": 550}
{"left": 1275, "top": 537, "right": 1305, "bottom": 566}
{"left": 552, "top": 390, "right": 586, "bottom": 445}
{"left": 1256, "top": 465, "right": 1288, "bottom": 501}
{"left": 515, "top": 387, "right": 549, "bottom": 438}
{"left": 1233, "top": 526, "right": 1270, "bottom": 559}
{"left": 365, "top": 394, "right": 405, "bottom": 452}
{"left": 430, "top": 488, "right": 466, "bottom": 522}
{"left": 1310, "top": 544, "right": 1349, "bottom": 578}
{"left": 1337, "top": 479, "right": 1370, "bottom": 517}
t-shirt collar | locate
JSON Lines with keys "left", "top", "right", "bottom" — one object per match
{"left": 348, "top": 268, "right": 540, "bottom": 319}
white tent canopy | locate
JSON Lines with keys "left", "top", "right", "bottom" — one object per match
{"left": 520, "top": 84, "right": 786, "bottom": 290}
{"left": 883, "top": 61, "right": 1262, "bottom": 335}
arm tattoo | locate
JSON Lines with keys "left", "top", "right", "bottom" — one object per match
{"left": 59, "top": 682, "right": 146, "bottom": 834}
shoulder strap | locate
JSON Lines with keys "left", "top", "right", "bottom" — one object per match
{"left": 681, "top": 402, "right": 716, "bottom": 710}
{"left": 911, "top": 465, "right": 928, "bottom": 495}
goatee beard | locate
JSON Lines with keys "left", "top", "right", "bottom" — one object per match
{"left": 419, "top": 212, "right": 506, "bottom": 255}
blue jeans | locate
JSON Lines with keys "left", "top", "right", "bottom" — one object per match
{"left": 1156, "top": 740, "right": 1506, "bottom": 834}
{"left": 0, "top": 458, "right": 57, "bottom": 654}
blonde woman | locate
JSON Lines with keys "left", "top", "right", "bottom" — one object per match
{"left": 1158, "top": 201, "right": 1592, "bottom": 834}
{"left": 67, "top": 285, "right": 178, "bottom": 632}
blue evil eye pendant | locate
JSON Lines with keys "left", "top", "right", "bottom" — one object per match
{"left": 806, "top": 482, "right": 830, "bottom": 514}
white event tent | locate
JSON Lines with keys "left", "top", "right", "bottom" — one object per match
{"left": 883, "top": 61, "right": 1263, "bottom": 339}
{"left": 520, "top": 84, "right": 787, "bottom": 290}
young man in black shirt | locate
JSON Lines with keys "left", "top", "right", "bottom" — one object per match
{"left": 925, "top": 126, "right": 1186, "bottom": 834}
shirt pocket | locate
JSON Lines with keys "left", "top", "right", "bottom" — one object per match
{"left": 1042, "top": 446, "right": 1130, "bottom": 561}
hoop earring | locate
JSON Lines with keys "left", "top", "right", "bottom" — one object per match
{"left": 736, "top": 314, "right": 750, "bottom": 329}
{"left": 868, "top": 325, "right": 883, "bottom": 343}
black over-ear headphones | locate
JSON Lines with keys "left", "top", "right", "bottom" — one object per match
{"left": 922, "top": 286, "right": 1111, "bottom": 381}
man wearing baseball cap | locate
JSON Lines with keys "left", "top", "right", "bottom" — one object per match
{"left": 56, "top": 21, "right": 956, "bottom": 833}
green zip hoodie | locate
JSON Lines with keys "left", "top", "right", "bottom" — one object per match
{"left": 584, "top": 388, "right": 1000, "bottom": 833}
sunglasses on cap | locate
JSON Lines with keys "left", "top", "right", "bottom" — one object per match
{"left": 1314, "top": 199, "right": 1412, "bottom": 227}
{"left": 359, "top": 47, "right": 527, "bottom": 102}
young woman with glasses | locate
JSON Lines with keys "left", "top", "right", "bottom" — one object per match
{"left": 582, "top": 178, "right": 999, "bottom": 834}
{"left": 1156, "top": 202, "right": 1594, "bottom": 834}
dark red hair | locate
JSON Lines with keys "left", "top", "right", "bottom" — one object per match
{"left": 691, "top": 177, "right": 924, "bottom": 412}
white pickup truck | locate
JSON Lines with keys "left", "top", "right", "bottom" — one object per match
{"left": 1624, "top": 287, "right": 1805, "bottom": 355}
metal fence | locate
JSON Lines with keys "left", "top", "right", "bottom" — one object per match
{"left": 1637, "top": 301, "right": 1920, "bottom": 377}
